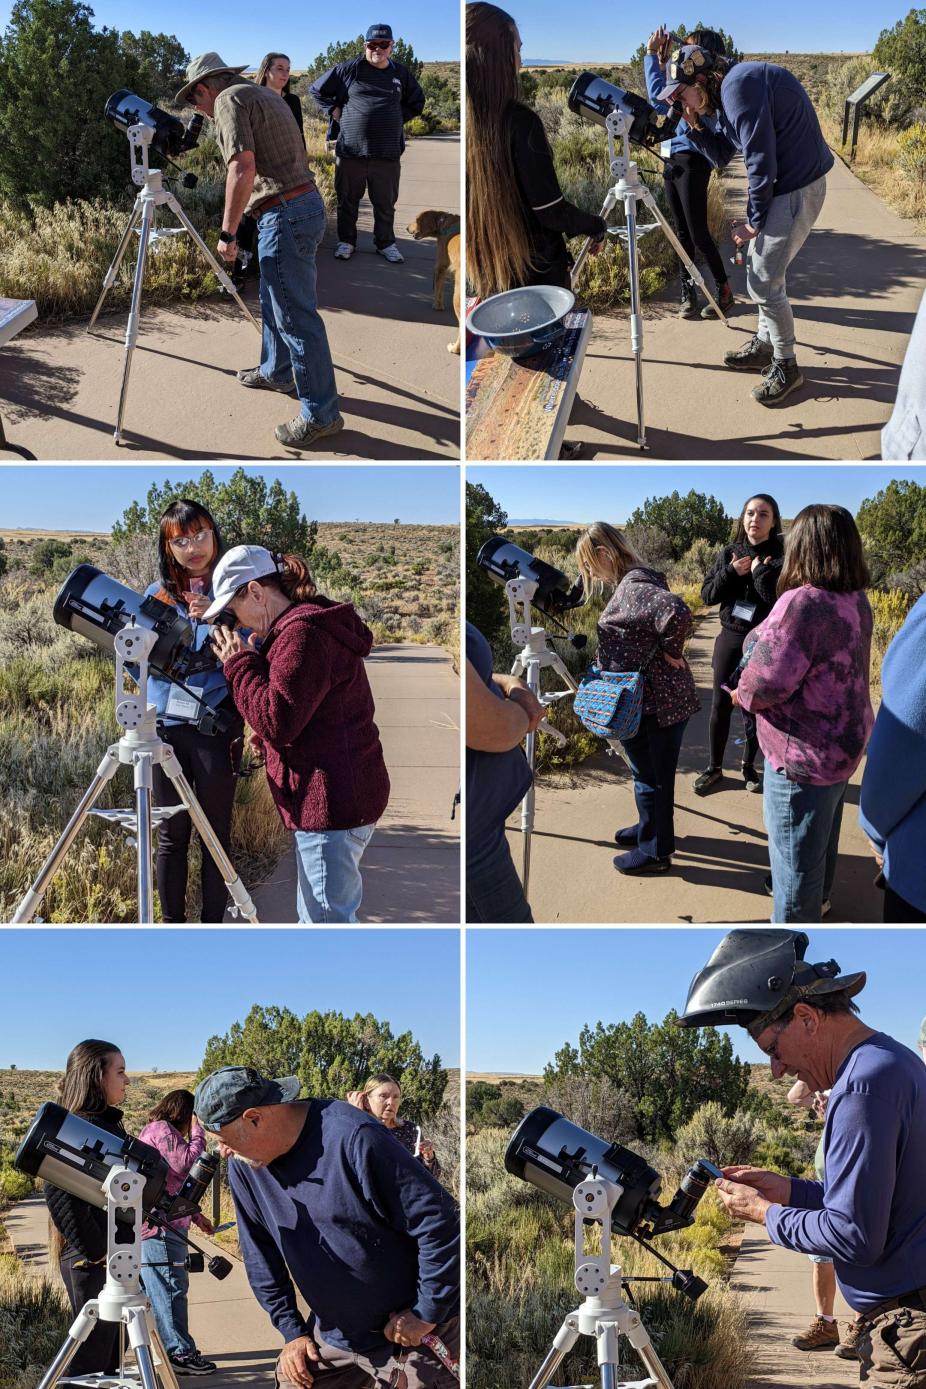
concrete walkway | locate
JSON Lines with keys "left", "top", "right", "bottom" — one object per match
{"left": 0, "top": 137, "right": 460, "bottom": 461}
{"left": 510, "top": 610, "right": 882, "bottom": 924}
{"left": 732, "top": 1228, "right": 858, "bottom": 1388}
{"left": 5, "top": 1196, "right": 278, "bottom": 1386}
{"left": 561, "top": 153, "right": 926, "bottom": 459}
{"left": 242, "top": 642, "right": 460, "bottom": 924}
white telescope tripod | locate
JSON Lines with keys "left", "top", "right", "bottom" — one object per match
{"left": 38, "top": 1168, "right": 180, "bottom": 1389}
{"left": 88, "top": 124, "right": 261, "bottom": 444}
{"left": 570, "top": 109, "right": 731, "bottom": 450}
{"left": 527, "top": 1176, "right": 675, "bottom": 1389}
{"left": 13, "top": 624, "right": 259, "bottom": 924}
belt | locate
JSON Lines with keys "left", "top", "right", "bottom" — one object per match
{"left": 253, "top": 182, "right": 316, "bottom": 218}
{"left": 862, "top": 1287, "right": 926, "bottom": 1323}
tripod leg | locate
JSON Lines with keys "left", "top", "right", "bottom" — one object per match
{"left": 520, "top": 657, "right": 544, "bottom": 897}
{"left": 571, "top": 189, "right": 618, "bottom": 290}
{"left": 625, "top": 1317, "right": 674, "bottom": 1389}
{"left": 12, "top": 749, "right": 122, "bottom": 922}
{"left": 527, "top": 1316, "right": 581, "bottom": 1389}
{"left": 160, "top": 750, "right": 259, "bottom": 923}
{"left": 114, "top": 196, "right": 155, "bottom": 444}
{"left": 133, "top": 753, "right": 156, "bottom": 924}
{"left": 36, "top": 1304, "right": 100, "bottom": 1389}
{"left": 124, "top": 1306, "right": 161, "bottom": 1389}
{"left": 165, "top": 194, "right": 261, "bottom": 334}
{"left": 639, "top": 187, "right": 727, "bottom": 325}
{"left": 148, "top": 1325, "right": 181, "bottom": 1389}
{"left": 623, "top": 192, "right": 647, "bottom": 451}
{"left": 88, "top": 202, "right": 142, "bottom": 333}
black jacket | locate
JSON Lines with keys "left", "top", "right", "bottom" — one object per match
{"left": 45, "top": 1106, "right": 126, "bottom": 1263}
{"left": 310, "top": 57, "right": 425, "bottom": 159}
{"left": 283, "top": 91, "right": 306, "bottom": 149}
{"left": 700, "top": 537, "right": 785, "bottom": 636}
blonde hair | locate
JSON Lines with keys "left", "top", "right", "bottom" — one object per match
{"left": 575, "top": 522, "right": 642, "bottom": 599}
{"left": 361, "top": 1072, "right": 400, "bottom": 1097}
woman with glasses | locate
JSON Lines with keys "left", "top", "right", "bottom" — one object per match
{"left": 147, "top": 500, "right": 244, "bottom": 923}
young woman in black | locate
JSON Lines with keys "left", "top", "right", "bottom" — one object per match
{"left": 695, "top": 493, "right": 784, "bottom": 794}
{"left": 46, "top": 1040, "right": 131, "bottom": 1377}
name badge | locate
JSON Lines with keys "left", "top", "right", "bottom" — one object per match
{"left": 660, "top": 139, "right": 673, "bottom": 159}
{"left": 165, "top": 686, "right": 200, "bottom": 721}
{"left": 731, "top": 600, "right": 757, "bottom": 623}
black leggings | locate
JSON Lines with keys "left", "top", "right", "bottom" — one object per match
{"left": 710, "top": 625, "right": 759, "bottom": 770}
{"left": 152, "top": 720, "right": 243, "bottom": 923}
{"left": 60, "top": 1255, "right": 120, "bottom": 1375}
{"left": 664, "top": 150, "right": 728, "bottom": 290}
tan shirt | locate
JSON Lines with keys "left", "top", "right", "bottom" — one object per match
{"left": 212, "top": 81, "right": 314, "bottom": 213}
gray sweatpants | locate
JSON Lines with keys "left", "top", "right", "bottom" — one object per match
{"left": 746, "top": 174, "right": 827, "bottom": 359}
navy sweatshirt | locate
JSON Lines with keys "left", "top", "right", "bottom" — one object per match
{"left": 767, "top": 1033, "right": 926, "bottom": 1311}
{"left": 310, "top": 58, "right": 425, "bottom": 160}
{"left": 228, "top": 1100, "right": 459, "bottom": 1352}
{"left": 688, "top": 62, "right": 834, "bottom": 229}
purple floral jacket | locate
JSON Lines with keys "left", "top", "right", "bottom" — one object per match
{"left": 138, "top": 1120, "right": 212, "bottom": 1239}
{"left": 737, "top": 586, "right": 874, "bottom": 785}
{"left": 596, "top": 567, "right": 700, "bottom": 728}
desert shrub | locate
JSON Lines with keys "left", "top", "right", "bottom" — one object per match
{"left": 897, "top": 122, "right": 926, "bottom": 184}
{"left": 0, "top": 1259, "right": 72, "bottom": 1389}
{"left": 0, "top": 1165, "right": 33, "bottom": 1203}
{"left": 541, "top": 1073, "right": 637, "bottom": 1143}
{"left": 405, "top": 116, "right": 432, "bottom": 136}
{"left": 673, "top": 1102, "right": 764, "bottom": 1169}
{"left": 671, "top": 539, "right": 721, "bottom": 587}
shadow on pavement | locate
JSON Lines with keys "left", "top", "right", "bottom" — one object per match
{"left": 363, "top": 825, "right": 459, "bottom": 923}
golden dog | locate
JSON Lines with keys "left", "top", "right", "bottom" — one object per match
{"left": 406, "top": 209, "right": 461, "bottom": 355}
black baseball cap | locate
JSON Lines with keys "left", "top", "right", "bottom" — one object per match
{"left": 366, "top": 24, "right": 393, "bottom": 42}
{"left": 194, "top": 1066, "right": 301, "bottom": 1130}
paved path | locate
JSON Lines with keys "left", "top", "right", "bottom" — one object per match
{"left": 560, "top": 153, "right": 926, "bottom": 459}
{"left": 0, "top": 137, "right": 460, "bottom": 461}
{"left": 242, "top": 642, "right": 460, "bottom": 924}
{"left": 732, "top": 1228, "right": 858, "bottom": 1388}
{"left": 510, "top": 611, "right": 882, "bottom": 923}
{"left": 6, "top": 1197, "right": 279, "bottom": 1386}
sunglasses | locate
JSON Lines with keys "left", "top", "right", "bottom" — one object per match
{"left": 367, "top": 40, "right": 392, "bottom": 49}
{"left": 170, "top": 528, "right": 212, "bottom": 551}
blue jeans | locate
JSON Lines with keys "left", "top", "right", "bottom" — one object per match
{"left": 294, "top": 824, "right": 375, "bottom": 922}
{"left": 256, "top": 189, "right": 340, "bottom": 424}
{"left": 466, "top": 825, "right": 534, "bottom": 923}
{"left": 763, "top": 767, "right": 848, "bottom": 922}
{"left": 620, "top": 714, "right": 688, "bottom": 858}
{"left": 141, "top": 1231, "right": 193, "bottom": 1357}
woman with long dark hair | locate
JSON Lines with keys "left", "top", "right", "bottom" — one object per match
{"left": 466, "top": 2, "right": 606, "bottom": 295}
{"left": 206, "top": 546, "right": 390, "bottom": 922}
{"left": 736, "top": 505, "right": 874, "bottom": 922}
{"left": 138, "top": 1090, "right": 216, "bottom": 1376}
{"left": 148, "top": 500, "right": 243, "bottom": 923}
{"left": 46, "top": 1041, "right": 130, "bottom": 1377}
{"left": 695, "top": 493, "right": 784, "bottom": 795}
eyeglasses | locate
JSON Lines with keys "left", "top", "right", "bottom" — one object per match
{"left": 367, "top": 40, "right": 392, "bottom": 50}
{"left": 759, "top": 1015, "right": 795, "bottom": 1064}
{"left": 170, "top": 529, "right": 212, "bottom": 551}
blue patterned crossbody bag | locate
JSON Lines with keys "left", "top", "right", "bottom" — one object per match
{"left": 573, "top": 644, "right": 661, "bottom": 741}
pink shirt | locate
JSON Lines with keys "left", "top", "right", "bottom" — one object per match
{"left": 138, "top": 1120, "right": 211, "bottom": 1239}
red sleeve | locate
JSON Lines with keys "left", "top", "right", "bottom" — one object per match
{"left": 223, "top": 624, "right": 332, "bottom": 746}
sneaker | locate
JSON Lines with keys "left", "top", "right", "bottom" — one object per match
{"left": 723, "top": 333, "right": 774, "bottom": 372}
{"left": 693, "top": 766, "right": 723, "bottom": 796}
{"left": 791, "top": 1316, "right": 840, "bottom": 1352}
{"left": 334, "top": 241, "right": 354, "bottom": 259}
{"left": 701, "top": 282, "right": 735, "bottom": 318}
{"left": 274, "top": 414, "right": 345, "bottom": 449}
{"left": 237, "top": 366, "right": 297, "bottom": 395}
{"left": 169, "top": 1351, "right": 217, "bottom": 1376}
{"left": 377, "top": 243, "right": 404, "bottom": 264}
{"left": 834, "top": 1319, "right": 863, "bottom": 1361}
{"left": 742, "top": 764, "right": 761, "bottom": 792}
{"left": 613, "top": 848, "right": 671, "bottom": 875}
{"left": 752, "top": 357, "right": 804, "bottom": 406}
{"left": 763, "top": 875, "right": 831, "bottom": 917}
{"left": 679, "top": 277, "right": 700, "bottom": 319}
{"left": 614, "top": 824, "right": 640, "bottom": 847}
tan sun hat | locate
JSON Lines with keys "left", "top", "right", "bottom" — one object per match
{"left": 176, "top": 52, "right": 249, "bottom": 105}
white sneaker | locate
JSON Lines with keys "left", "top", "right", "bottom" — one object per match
{"left": 377, "top": 243, "right": 404, "bottom": 264}
{"left": 334, "top": 242, "right": 354, "bottom": 259}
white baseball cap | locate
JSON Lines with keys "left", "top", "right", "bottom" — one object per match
{"left": 202, "top": 545, "right": 281, "bottom": 620}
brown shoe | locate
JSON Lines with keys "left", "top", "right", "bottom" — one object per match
{"left": 792, "top": 1316, "right": 840, "bottom": 1351}
{"left": 834, "top": 1318, "right": 863, "bottom": 1360}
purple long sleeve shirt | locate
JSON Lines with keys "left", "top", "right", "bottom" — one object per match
{"left": 737, "top": 586, "right": 873, "bottom": 785}
{"left": 766, "top": 1032, "right": 926, "bottom": 1312}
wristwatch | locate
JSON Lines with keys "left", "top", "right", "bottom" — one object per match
{"left": 218, "top": 229, "right": 237, "bottom": 244}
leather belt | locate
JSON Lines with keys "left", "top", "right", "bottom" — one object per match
{"left": 253, "top": 182, "right": 316, "bottom": 218}
{"left": 861, "top": 1286, "right": 926, "bottom": 1324}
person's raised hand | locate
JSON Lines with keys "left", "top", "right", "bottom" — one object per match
{"left": 713, "top": 1176, "right": 772, "bottom": 1225}
{"left": 346, "top": 1090, "right": 369, "bottom": 1111}
{"left": 384, "top": 1311, "right": 435, "bottom": 1347}
{"left": 183, "top": 592, "right": 212, "bottom": 620}
{"left": 277, "top": 1335, "right": 319, "bottom": 1388}
{"left": 646, "top": 25, "right": 668, "bottom": 58}
{"left": 211, "top": 625, "right": 246, "bottom": 663}
{"left": 721, "top": 1166, "right": 790, "bottom": 1203}
{"left": 731, "top": 555, "right": 753, "bottom": 576}
{"left": 418, "top": 1140, "right": 435, "bottom": 1162}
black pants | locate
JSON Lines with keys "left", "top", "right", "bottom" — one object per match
{"left": 884, "top": 883, "right": 926, "bottom": 923}
{"left": 152, "top": 720, "right": 242, "bottom": 923}
{"left": 60, "top": 1255, "right": 120, "bottom": 1375}
{"left": 335, "top": 156, "right": 401, "bottom": 249}
{"left": 710, "top": 625, "right": 759, "bottom": 770}
{"left": 664, "top": 150, "right": 728, "bottom": 290}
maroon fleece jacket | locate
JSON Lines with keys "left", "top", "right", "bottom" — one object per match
{"left": 223, "top": 598, "right": 390, "bottom": 832}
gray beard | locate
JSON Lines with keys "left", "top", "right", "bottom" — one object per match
{"left": 230, "top": 1152, "right": 265, "bottom": 1169}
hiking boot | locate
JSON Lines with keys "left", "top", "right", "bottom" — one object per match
{"left": 791, "top": 1316, "right": 840, "bottom": 1352}
{"left": 723, "top": 333, "right": 774, "bottom": 372}
{"left": 237, "top": 366, "right": 297, "bottom": 395}
{"left": 613, "top": 848, "right": 671, "bottom": 875}
{"left": 377, "top": 243, "right": 404, "bottom": 264}
{"left": 678, "top": 276, "right": 700, "bottom": 319}
{"left": 693, "top": 766, "right": 723, "bottom": 796}
{"left": 614, "top": 824, "right": 640, "bottom": 847}
{"left": 169, "top": 1351, "right": 217, "bottom": 1376}
{"left": 334, "top": 241, "right": 354, "bottom": 259}
{"left": 274, "top": 414, "right": 345, "bottom": 449}
{"left": 834, "top": 1319, "right": 863, "bottom": 1360}
{"left": 701, "top": 282, "right": 735, "bottom": 318}
{"left": 763, "top": 875, "right": 831, "bottom": 917}
{"left": 742, "top": 764, "right": 761, "bottom": 792}
{"left": 753, "top": 357, "right": 804, "bottom": 406}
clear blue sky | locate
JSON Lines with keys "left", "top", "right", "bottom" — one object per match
{"left": 515, "top": 0, "right": 890, "bottom": 60}
{"left": 0, "top": 0, "right": 460, "bottom": 62}
{"left": 467, "top": 929, "right": 926, "bottom": 1072}
{"left": 0, "top": 930, "right": 460, "bottom": 1071}
{"left": 468, "top": 465, "right": 926, "bottom": 525}
{"left": 0, "top": 466, "right": 459, "bottom": 531}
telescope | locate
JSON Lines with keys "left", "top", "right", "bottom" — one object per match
{"left": 506, "top": 1107, "right": 722, "bottom": 1300}
{"left": 104, "top": 91, "right": 204, "bottom": 164}
{"left": 476, "top": 538, "right": 585, "bottom": 617}
{"left": 569, "top": 73, "right": 679, "bottom": 151}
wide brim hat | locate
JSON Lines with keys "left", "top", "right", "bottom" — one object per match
{"left": 655, "top": 43, "right": 715, "bottom": 104}
{"left": 176, "top": 52, "right": 249, "bottom": 105}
